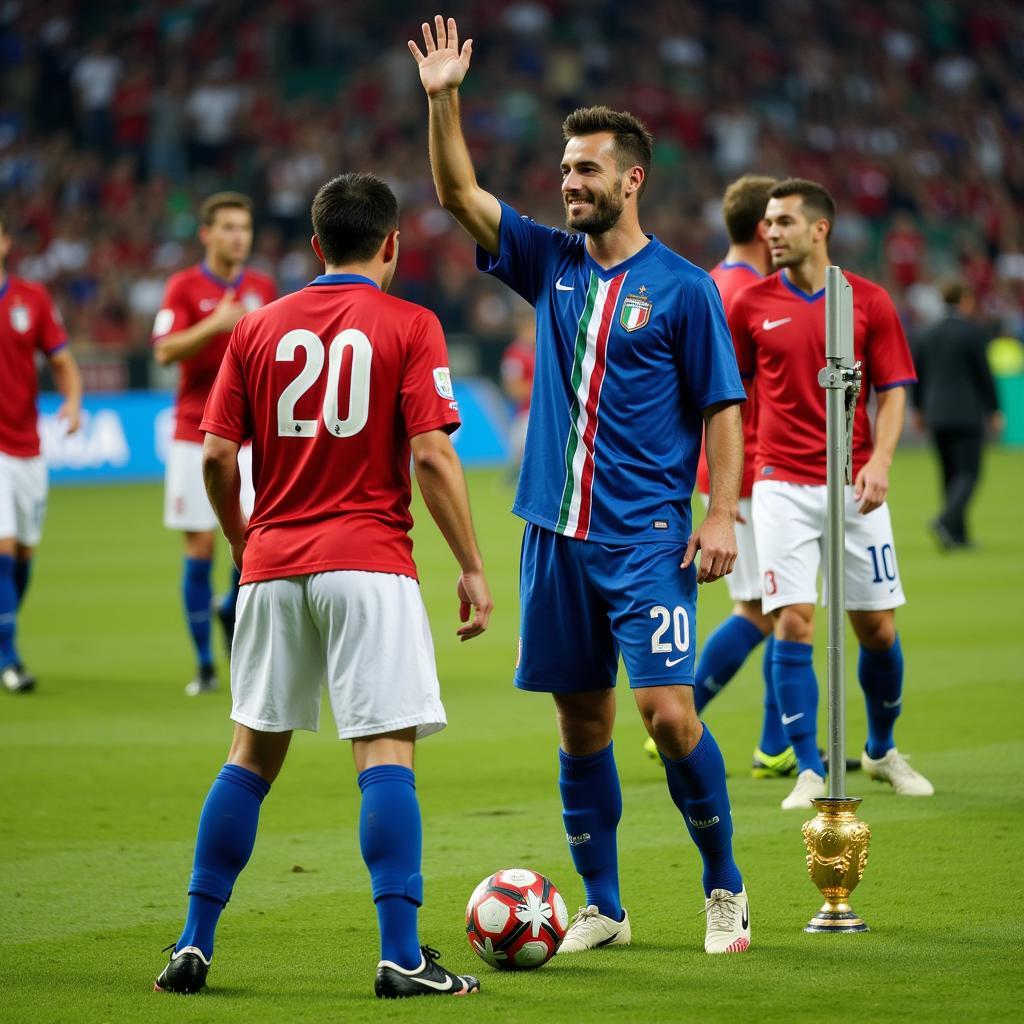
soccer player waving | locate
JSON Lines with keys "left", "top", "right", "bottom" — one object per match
{"left": 154, "top": 174, "right": 491, "bottom": 998}
{"left": 411, "top": 16, "right": 751, "bottom": 954}
{"left": 0, "top": 215, "right": 82, "bottom": 694}
{"left": 152, "top": 193, "right": 276, "bottom": 695}
{"left": 729, "top": 179, "right": 934, "bottom": 809}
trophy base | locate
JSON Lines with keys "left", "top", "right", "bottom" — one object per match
{"left": 805, "top": 903, "right": 869, "bottom": 933}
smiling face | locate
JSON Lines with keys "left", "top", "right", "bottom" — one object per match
{"left": 560, "top": 133, "right": 629, "bottom": 236}
{"left": 764, "top": 194, "right": 829, "bottom": 270}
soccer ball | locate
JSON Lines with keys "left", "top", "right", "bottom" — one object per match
{"left": 465, "top": 868, "right": 569, "bottom": 970}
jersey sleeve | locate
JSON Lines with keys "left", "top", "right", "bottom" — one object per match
{"left": 727, "top": 289, "right": 756, "bottom": 380}
{"left": 400, "top": 311, "right": 462, "bottom": 438}
{"left": 152, "top": 276, "right": 192, "bottom": 341}
{"left": 200, "top": 325, "right": 252, "bottom": 443}
{"left": 679, "top": 275, "right": 747, "bottom": 409}
{"left": 36, "top": 288, "right": 69, "bottom": 355}
{"left": 475, "top": 200, "right": 562, "bottom": 306}
{"left": 865, "top": 287, "right": 917, "bottom": 392}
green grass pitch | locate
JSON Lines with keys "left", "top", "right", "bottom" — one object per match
{"left": 2, "top": 448, "right": 1022, "bottom": 1022}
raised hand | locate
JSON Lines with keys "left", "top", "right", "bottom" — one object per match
{"left": 408, "top": 15, "right": 472, "bottom": 95}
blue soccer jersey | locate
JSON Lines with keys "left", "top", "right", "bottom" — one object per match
{"left": 478, "top": 201, "right": 746, "bottom": 544}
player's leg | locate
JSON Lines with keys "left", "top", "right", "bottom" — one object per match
{"left": 942, "top": 429, "right": 983, "bottom": 546}
{"left": 215, "top": 444, "right": 254, "bottom": 652}
{"left": 156, "top": 577, "right": 320, "bottom": 994}
{"left": 843, "top": 503, "right": 933, "bottom": 795}
{"left": 0, "top": 533, "right": 21, "bottom": 688}
{"left": 14, "top": 543, "right": 33, "bottom": 607}
{"left": 310, "top": 570, "right": 476, "bottom": 997}
{"left": 929, "top": 430, "right": 960, "bottom": 549}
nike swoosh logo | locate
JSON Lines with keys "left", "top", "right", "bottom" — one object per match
{"left": 665, "top": 656, "right": 688, "bottom": 668}
{"left": 882, "top": 699, "right": 902, "bottom": 709}
{"left": 762, "top": 317, "right": 792, "bottom": 331}
{"left": 741, "top": 906, "right": 749, "bottom": 930}
{"left": 555, "top": 277, "right": 573, "bottom": 291}
{"left": 888, "top": 583, "right": 898, "bottom": 593}
{"left": 406, "top": 973, "right": 454, "bottom": 992}
{"left": 781, "top": 712, "right": 804, "bottom": 725}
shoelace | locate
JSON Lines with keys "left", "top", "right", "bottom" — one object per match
{"left": 886, "top": 752, "right": 919, "bottom": 780}
{"left": 161, "top": 942, "right": 176, "bottom": 954}
{"left": 568, "top": 905, "right": 604, "bottom": 934}
{"left": 701, "top": 894, "right": 739, "bottom": 935}
{"left": 420, "top": 945, "right": 443, "bottom": 964}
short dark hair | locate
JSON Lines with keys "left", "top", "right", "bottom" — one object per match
{"left": 721, "top": 175, "right": 777, "bottom": 244}
{"left": 311, "top": 173, "right": 398, "bottom": 265}
{"left": 769, "top": 178, "right": 836, "bottom": 239}
{"left": 562, "top": 106, "right": 654, "bottom": 196}
{"left": 198, "top": 191, "right": 252, "bottom": 226}
{"left": 940, "top": 277, "right": 969, "bottom": 306}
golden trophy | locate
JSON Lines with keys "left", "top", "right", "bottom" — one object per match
{"left": 804, "top": 268, "right": 871, "bottom": 934}
{"left": 802, "top": 797, "right": 870, "bottom": 932}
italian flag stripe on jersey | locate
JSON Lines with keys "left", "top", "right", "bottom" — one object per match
{"left": 555, "top": 270, "right": 628, "bottom": 538}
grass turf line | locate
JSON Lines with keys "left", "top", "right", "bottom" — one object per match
{"left": 1, "top": 449, "right": 1022, "bottom": 1022}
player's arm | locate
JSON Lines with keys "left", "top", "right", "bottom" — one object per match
{"left": 409, "top": 15, "right": 502, "bottom": 255}
{"left": 855, "top": 386, "right": 904, "bottom": 516}
{"left": 47, "top": 347, "right": 82, "bottom": 435}
{"left": 154, "top": 291, "right": 245, "bottom": 366}
{"left": 410, "top": 428, "right": 493, "bottom": 640}
{"left": 202, "top": 432, "right": 247, "bottom": 568}
{"left": 682, "top": 401, "right": 742, "bottom": 583}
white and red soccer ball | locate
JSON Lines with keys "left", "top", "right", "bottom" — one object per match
{"left": 466, "top": 868, "right": 569, "bottom": 970}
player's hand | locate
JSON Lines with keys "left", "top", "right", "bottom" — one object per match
{"left": 206, "top": 290, "right": 246, "bottom": 333}
{"left": 854, "top": 456, "right": 889, "bottom": 515}
{"left": 456, "top": 568, "right": 492, "bottom": 641}
{"left": 57, "top": 401, "right": 81, "bottom": 435}
{"left": 229, "top": 538, "right": 246, "bottom": 572}
{"left": 681, "top": 513, "right": 737, "bottom": 584}
{"left": 408, "top": 15, "right": 473, "bottom": 95}
{"left": 988, "top": 411, "right": 1005, "bottom": 438}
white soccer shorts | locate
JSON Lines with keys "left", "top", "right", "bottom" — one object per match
{"left": 230, "top": 570, "right": 448, "bottom": 739}
{"left": 700, "top": 494, "right": 761, "bottom": 603}
{"left": 163, "top": 439, "right": 254, "bottom": 532}
{"left": 752, "top": 479, "right": 906, "bottom": 614}
{"left": 0, "top": 453, "right": 48, "bottom": 546}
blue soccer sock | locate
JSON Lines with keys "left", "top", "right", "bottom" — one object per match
{"left": 220, "top": 566, "right": 241, "bottom": 620}
{"left": 14, "top": 557, "right": 31, "bottom": 608}
{"left": 0, "top": 554, "right": 19, "bottom": 666}
{"left": 758, "top": 636, "right": 790, "bottom": 756}
{"left": 661, "top": 726, "right": 743, "bottom": 896}
{"left": 693, "top": 615, "right": 765, "bottom": 713}
{"left": 859, "top": 636, "right": 904, "bottom": 759}
{"left": 358, "top": 764, "right": 423, "bottom": 970}
{"left": 183, "top": 557, "right": 213, "bottom": 670}
{"left": 559, "top": 743, "right": 623, "bottom": 921}
{"left": 178, "top": 763, "right": 271, "bottom": 958}
{"left": 772, "top": 640, "right": 825, "bottom": 776}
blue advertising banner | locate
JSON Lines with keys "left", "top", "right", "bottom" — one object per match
{"left": 38, "top": 380, "right": 510, "bottom": 485}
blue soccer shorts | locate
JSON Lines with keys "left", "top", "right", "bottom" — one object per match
{"left": 514, "top": 522, "right": 698, "bottom": 693}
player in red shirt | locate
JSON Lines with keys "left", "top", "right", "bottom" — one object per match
{"left": 0, "top": 215, "right": 82, "bottom": 694}
{"left": 152, "top": 193, "right": 276, "bottom": 695}
{"left": 154, "top": 173, "right": 492, "bottom": 999}
{"left": 729, "top": 178, "right": 934, "bottom": 809}
{"left": 499, "top": 305, "right": 535, "bottom": 480}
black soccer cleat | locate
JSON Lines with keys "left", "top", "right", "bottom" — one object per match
{"left": 154, "top": 944, "right": 210, "bottom": 994}
{"left": 375, "top": 945, "right": 480, "bottom": 999}
{"left": 184, "top": 665, "right": 218, "bottom": 697}
{"left": 2, "top": 663, "right": 36, "bottom": 694}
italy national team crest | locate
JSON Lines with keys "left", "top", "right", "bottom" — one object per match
{"left": 9, "top": 302, "right": 31, "bottom": 334}
{"left": 619, "top": 286, "right": 652, "bottom": 332}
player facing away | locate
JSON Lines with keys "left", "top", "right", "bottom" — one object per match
{"left": 411, "top": 16, "right": 751, "bottom": 955}
{"left": 0, "top": 216, "right": 82, "bottom": 693}
{"left": 153, "top": 173, "right": 492, "bottom": 999}
{"left": 729, "top": 178, "right": 935, "bottom": 809}
{"left": 152, "top": 193, "right": 276, "bottom": 696}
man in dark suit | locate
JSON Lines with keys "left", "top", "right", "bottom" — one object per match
{"left": 912, "top": 280, "right": 1003, "bottom": 549}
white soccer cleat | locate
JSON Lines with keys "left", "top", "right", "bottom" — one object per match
{"left": 861, "top": 748, "right": 934, "bottom": 796}
{"left": 556, "top": 905, "right": 631, "bottom": 953}
{"left": 704, "top": 888, "right": 751, "bottom": 954}
{"left": 781, "top": 769, "right": 826, "bottom": 809}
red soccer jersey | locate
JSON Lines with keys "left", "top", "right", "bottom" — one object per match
{"left": 201, "top": 273, "right": 461, "bottom": 584}
{"left": 500, "top": 339, "right": 535, "bottom": 414}
{"left": 0, "top": 275, "right": 68, "bottom": 457}
{"left": 153, "top": 263, "right": 276, "bottom": 443}
{"left": 696, "top": 261, "right": 762, "bottom": 497}
{"left": 729, "top": 270, "right": 916, "bottom": 486}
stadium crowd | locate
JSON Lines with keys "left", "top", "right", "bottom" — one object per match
{"left": 1, "top": 0, "right": 1023, "bottom": 360}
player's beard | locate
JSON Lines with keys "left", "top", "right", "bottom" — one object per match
{"left": 770, "top": 236, "right": 812, "bottom": 269}
{"left": 565, "top": 182, "right": 625, "bottom": 236}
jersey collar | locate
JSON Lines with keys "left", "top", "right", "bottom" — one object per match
{"left": 719, "top": 260, "right": 762, "bottom": 276}
{"left": 0, "top": 276, "right": 8, "bottom": 302}
{"left": 781, "top": 269, "right": 825, "bottom": 303}
{"left": 309, "top": 273, "right": 380, "bottom": 289}
{"left": 583, "top": 236, "right": 658, "bottom": 280}
{"left": 200, "top": 261, "right": 245, "bottom": 289}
